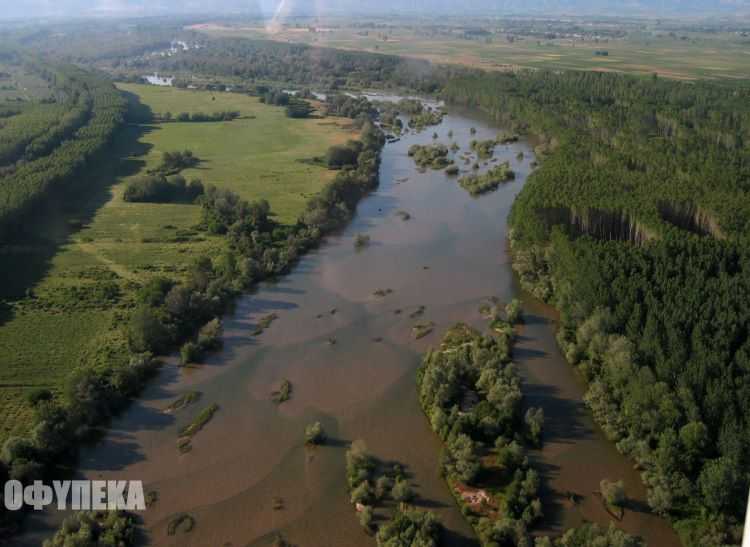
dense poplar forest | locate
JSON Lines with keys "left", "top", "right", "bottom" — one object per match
{"left": 129, "top": 37, "right": 447, "bottom": 92}
{"left": 0, "top": 56, "right": 126, "bottom": 240}
{"left": 442, "top": 70, "right": 750, "bottom": 545}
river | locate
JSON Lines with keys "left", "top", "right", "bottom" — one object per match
{"left": 24, "top": 103, "right": 679, "bottom": 546}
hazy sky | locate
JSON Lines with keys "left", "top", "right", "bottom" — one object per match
{"left": 4, "top": 0, "right": 750, "bottom": 20}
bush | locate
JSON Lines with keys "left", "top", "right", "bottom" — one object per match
{"left": 43, "top": 511, "right": 135, "bottom": 547}
{"left": 358, "top": 505, "right": 374, "bottom": 531}
{"left": 305, "top": 422, "right": 326, "bottom": 445}
{"left": 197, "top": 318, "right": 223, "bottom": 351}
{"left": 27, "top": 388, "right": 53, "bottom": 406}
{"left": 354, "top": 233, "right": 371, "bottom": 250}
{"left": 161, "top": 150, "right": 198, "bottom": 172}
{"left": 600, "top": 479, "right": 626, "bottom": 508}
{"left": 180, "top": 342, "right": 200, "bottom": 366}
{"left": 506, "top": 298, "right": 522, "bottom": 324}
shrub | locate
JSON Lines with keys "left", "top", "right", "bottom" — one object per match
{"left": 305, "top": 422, "right": 326, "bottom": 445}
{"left": 354, "top": 233, "right": 371, "bottom": 250}
{"left": 43, "top": 511, "right": 135, "bottom": 547}
{"left": 27, "top": 388, "right": 53, "bottom": 406}
{"left": 600, "top": 479, "right": 626, "bottom": 508}
{"left": 180, "top": 342, "right": 200, "bottom": 366}
{"left": 197, "top": 318, "right": 223, "bottom": 351}
{"left": 506, "top": 298, "right": 522, "bottom": 324}
{"left": 359, "top": 505, "right": 374, "bottom": 531}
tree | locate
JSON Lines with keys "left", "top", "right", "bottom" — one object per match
{"left": 304, "top": 422, "right": 326, "bottom": 445}
{"left": 600, "top": 479, "right": 626, "bottom": 508}
{"left": 496, "top": 439, "right": 524, "bottom": 472}
{"left": 180, "top": 342, "right": 200, "bottom": 366}
{"left": 391, "top": 478, "right": 414, "bottom": 503}
{"left": 525, "top": 407, "right": 544, "bottom": 446}
{"left": 127, "top": 305, "right": 170, "bottom": 353}
{"left": 326, "top": 142, "right": 360, "bottom": 169}
{"left": 445, "top": 434, "right": 480, "bottom": 484}
{"left": 358, "top": 505, "right": 374, "bottom": 532}
{"left": 375, "top": 509, "right": 441, "bottom": 546}
{"left": 375, "top": 475, "right": 393, "bottom": 500}
{"left": 351, "top": 481, "right": 373, "bottom": 505}
{"left": 698, "top": 457, "right": 738, "bottom": 513}
{"left": 506, "top": 298, "right": 522, "bottom": 324}
{"left": 197, "top": 318, "right": 223, "bottom": 350}
{"left": 679, "top": 421, "right": 708, "bottom": 463}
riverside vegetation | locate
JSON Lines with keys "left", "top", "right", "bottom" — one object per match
{"left": 442, "top": 68, "right": 750, "bottom": 545}
{"left": 458, "top": 162, "right": 516, "bottom": 197}
{"left": 417, "top": 314, "right": 645, "bottom": 546}
{"left": 0, "top": 71, "right": 384, "bottom": 540}
{"left": 345, "top": 439, "right": 442, "bottom": 546}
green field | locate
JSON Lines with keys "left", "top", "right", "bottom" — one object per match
{"left": 0, "top": 84, "right": 354, "bottom": 441}
{"left": 192, "top": 23, "right": 750, "bottom": 80}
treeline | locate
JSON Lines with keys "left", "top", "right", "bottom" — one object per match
{"left": 0, "top": 60, "right": 126, "bottom": 240}
{"left": 325, "top": 94, "right": 376, "bottom": 120}
{"left": 133, "top": 37, "right": 455, "bottom": 93}
{"left": 158, "top": 110, "right": 240, "bottom": 123}
{"left": 123, "top": 174, "right": 204, "bottom": 204}
{"left": 442, "top": 70, "right": 750, "bottom": 544}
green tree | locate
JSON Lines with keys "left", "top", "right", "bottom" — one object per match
{"left": 391, "top": 478, "right": 414, "bottom": 503}
{"left": 600, "top": 479, "right": 626, "bottom": 508}
{"left": 304, "top": 422, "right": 326, "bottom": 445}
{"left": 127, "top": 305, "right": 170, "bottom": 353}
{"left": 505, "top": 299, "right": 522, "bottom": 324}
{"left": 698, "top": 457, "right": 738, "bottom": 513}
{"left": 359, "top": 504, "right": 374, "bottom": 532}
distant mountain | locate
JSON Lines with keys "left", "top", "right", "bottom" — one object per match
{"left": 3, "top": 0, "right": 750, "bottom": 20}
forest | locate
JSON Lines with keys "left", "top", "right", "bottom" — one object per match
{"left": 0, "top": 55, "right": 125, "bottom": 240}
{"left": 441, "top": 69, "right": 750, "bottom": 546}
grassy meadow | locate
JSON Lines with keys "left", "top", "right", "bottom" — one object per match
{"left": 0, "top": 84, "right": 355, "bottom": 442}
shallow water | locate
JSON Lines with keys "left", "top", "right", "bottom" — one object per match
{"left": 25, "top": 105, "right": 679, "bottom": 547}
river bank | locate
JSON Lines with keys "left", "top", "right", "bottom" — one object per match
{"left": 25, "top": 101, "right": 678, "bottom": 547}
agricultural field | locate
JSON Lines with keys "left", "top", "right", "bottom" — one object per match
{"left": 191, "top": 21, "right": 750, "bottom": 80}
{"left": 0, "top": 83, "right": 355, "bottom": 442}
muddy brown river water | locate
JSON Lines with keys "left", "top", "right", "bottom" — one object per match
{"left": 24, "top": 103, "right": 680, "bottom": 547}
